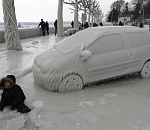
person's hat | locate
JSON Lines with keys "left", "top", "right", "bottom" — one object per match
{"left": 0, "top": 76, "right": 14, "bottom": 89}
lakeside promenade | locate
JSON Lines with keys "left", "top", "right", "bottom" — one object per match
{"left": 0, "top": 26, "right": 71, "bottom": 43}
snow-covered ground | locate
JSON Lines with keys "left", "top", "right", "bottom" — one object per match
{"left": 1, "top": 34, "right": 150, "bottom": 130}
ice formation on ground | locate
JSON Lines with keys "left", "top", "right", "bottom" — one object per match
{"left": 0, "top": 99, "right": 43, "bottom": 130}
{"left": 79, "top": 101, "right": 96, "bottom": 107}
{"left": 4, "top": 115, "right": 25, "bottom": 130}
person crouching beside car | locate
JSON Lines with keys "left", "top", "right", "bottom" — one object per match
{"left": 0, "top": 75, "right": 31, "bottom": 113}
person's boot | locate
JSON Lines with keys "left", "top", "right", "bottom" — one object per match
{"left": 20, "top": 107, "right": 31, "bottom": 113}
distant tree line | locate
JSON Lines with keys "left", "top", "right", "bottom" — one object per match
{"left": 63, "top": 0, "right": 104, "bottom": 27}
{"left": 107, "top": 0, "right": 150, "bottom": 23}
{"left": 57, "top": 0, "right": 103, "bottom": 37}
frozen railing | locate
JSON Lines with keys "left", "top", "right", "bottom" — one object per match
{"left": 64, "top": 28, "right": 78, "bottom": 36}
{"left": 0, "top": 26, "right": 71, "bottom": 43}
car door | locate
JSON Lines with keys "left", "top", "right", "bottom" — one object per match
{"left": 126, "top": 31, "right": 150, "bottom": 73}
{"left": 83, "top": 33, "right": 130, "bottom": 83}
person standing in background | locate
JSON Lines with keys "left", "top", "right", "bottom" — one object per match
{"left": 38, "top": 19, "right": 46, "bottom": 36}
{"left": 71, "top": 20, "right": 74, "bottom": 28}
{"left": 45, "top": 21, "right": 49, "bottom": 35}
{"left": 54, "top": 19, "right": 57, "bottom": 36}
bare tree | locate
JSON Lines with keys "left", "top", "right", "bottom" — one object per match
{"left": 64, "top": 0, "right": 83, "bottom": 30}
{"left": 2, "top": 0, "right": 22, "bottom": 51}
{"left": 90, "top": 0, "right": 101, "bottom": 26}
{"left": 80, "top": 0, "right": 100, "bottom": 26}
{"left": 110, "top": 0, "right": 125, "bottom": 13}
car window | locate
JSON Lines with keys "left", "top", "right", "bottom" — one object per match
{"left": 127, "top": 32, "right": 150, "bottom": 48}
{"left": 88, "top": 33, "right": 125, "bottom": 54}
{"left": 54, "top": 28, "right": 109, "bottom": 54}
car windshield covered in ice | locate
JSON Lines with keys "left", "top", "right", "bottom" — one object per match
{"left": 54, "top": 28, "right": 109, "bottom": 53}
{"left": 33, "top": 26, "right": 150, "bottom": 92}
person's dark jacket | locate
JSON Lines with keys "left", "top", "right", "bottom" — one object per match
{"left": 38, "top": 21, "right": 46, "bottom": 29}
{"left": 54, "top": 20, "right": 57, "bottom": 29}
{"left": 84, "top": 22, "right": 89, "bottom": 29}
{"left": 45, "top": 22, "right": 49, "bottom": 30}
{"left": 0, "top": 75, "right": 30, "bottom": 113}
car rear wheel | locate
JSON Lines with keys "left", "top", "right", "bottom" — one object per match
{"left": 140, "top": 61, "right": 150, "bottom": 78}
{"left": 58, "top": 74, "right": 83, "bottom": 92}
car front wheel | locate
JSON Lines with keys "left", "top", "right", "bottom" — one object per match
{"left": 140, "top": 61, "right": 150, "bottom": 78}
{"left": 58, "top": 74, "right": 83, "bottom": 92}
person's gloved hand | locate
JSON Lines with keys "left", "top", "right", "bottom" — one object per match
{"left": 10, "top": 106, "right": 16, "bottom": 110}
{"left": 0, "top": 106, "right": 4, "bottom": 111}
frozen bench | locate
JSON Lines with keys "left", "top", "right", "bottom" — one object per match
{"left": 64, "top": 28, "right": 77, "bottom": 36}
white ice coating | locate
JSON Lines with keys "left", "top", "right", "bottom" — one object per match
{"left": 33, "top": 27, "right": 108, "bottom": 92}
{"left": 57, "top": 0, "right": 64, "bottom": 37}
{"left": 32, "top": 26, "right": 150, "bottom": 92}
{"left": 2, "top": 0, "right": 22, "bottom": 51}
{"left": 4, "top": 115, "right": 25, "bottom": 130}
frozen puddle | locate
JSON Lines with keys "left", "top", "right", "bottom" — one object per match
{"left": 33, "top": 100, "right": 45, "bottom": 108}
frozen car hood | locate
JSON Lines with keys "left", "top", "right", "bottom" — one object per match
{"left": 34, "top": 47, "right": 81, "bottom": 74}
{"left": 34, "top": 47, "right": 65, "bottom": 73}
{"left": 54, "top": 27, "right": 110, "bottom": 53}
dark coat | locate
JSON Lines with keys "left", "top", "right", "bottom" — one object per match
{"left": 0, "top": 75, "right": 30, "bottom": 113}
{"left": 54, "top": 20, "right": 57, "bottom": 29}
{"left": 38, "top": 21, "right": 46, "bottom": 29}
{"left": 0, "top": 84, "right": 26, "bottom": 108}
{"left": 84, "top": 22, "right": 89, "bottom": 29}
{"left": 45, "top": 22, "right": 49, "bottom": 30}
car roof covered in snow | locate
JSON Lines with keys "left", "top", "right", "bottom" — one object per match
{"left": 54, "top": 26, "right": 146, "bottom": 53}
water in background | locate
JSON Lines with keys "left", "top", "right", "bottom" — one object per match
{"left": 0, "top": 21, "right": 71, "bottom": 30}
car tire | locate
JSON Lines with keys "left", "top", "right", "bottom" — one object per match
{"left": 140, "top": 61, "right": 150, "bottom": 78}
{"left": 58, "top": 74, "right": 83, "bottom": 92}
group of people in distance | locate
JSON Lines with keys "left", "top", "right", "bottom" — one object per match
{"left": 38, "top": 19, "right": 58, "bottom": 36}
{"left": 38, "top": 19, "right": 49, "bottom": 36}
{"left": 38, "top": 19, "right": 126, "bottom": 37}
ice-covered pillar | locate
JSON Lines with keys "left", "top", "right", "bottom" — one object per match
{"left": 57, "top": 0, "right": 64, "bottom": 37}
{"left": 2, "top": 0, "right": 22, "bottom": 51}
{"left": 91, "top": 2, "right": 95, "bottom": 27}
{"left": 88, "top": 11, "right": 91, "bottom": 27}
{"left": 74, "top": 0, "right": 78, "bottom": 30}
{"left": 87, "top": 0, "right": 92, "bottom": 27}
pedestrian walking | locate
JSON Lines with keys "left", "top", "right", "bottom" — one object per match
{"left": 45, "top": 21, "right": 49, "bottom": 35}
{"left": 38, "top": 19, "right": 46, "bottom": 36}
{"left": 0, "top": 75, "right": 31, "bottom": 113}
{"left": 54, "top": 19, "right": 57, "bottom": 36}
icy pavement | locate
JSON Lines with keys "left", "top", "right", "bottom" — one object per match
{"left": 1, "top": 34, "right": 150, "bottom": 130}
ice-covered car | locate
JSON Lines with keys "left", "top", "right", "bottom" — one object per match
{"left": 32, "top": 26, "right": 150, "bottom": 92}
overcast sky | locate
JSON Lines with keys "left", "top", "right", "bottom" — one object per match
{"left": 0, "top": 0, "right": 131, "bottom": 22}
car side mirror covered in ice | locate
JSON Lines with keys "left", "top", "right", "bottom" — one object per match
{"left": 80, "top": 50, "right": 92, "bottom": 61}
